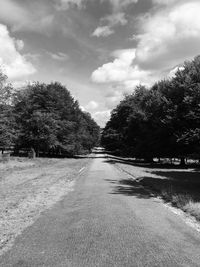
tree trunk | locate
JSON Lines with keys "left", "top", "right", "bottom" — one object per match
{"left": 180, "top": 157, "right": 186, "bottom": 166}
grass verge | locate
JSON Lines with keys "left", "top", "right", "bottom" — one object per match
{"left": 114, "top": 160, "right": 200, "bottom": 222}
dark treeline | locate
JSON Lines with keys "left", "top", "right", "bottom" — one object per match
{"left": 102, "top": 56, "right": 200, "bottom": 164}
{"left": 0, "top": 71, "right": 100, "bottom": 157}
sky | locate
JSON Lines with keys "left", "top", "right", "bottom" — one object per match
{"left": 0, "top": 0, "right": 200, "bottom": 127}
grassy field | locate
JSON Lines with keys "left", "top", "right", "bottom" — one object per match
{"left": 109, "top": 157, "right": 200, "bottom": 222}
{"left": 0, "top": 156, "right": 90, "bottom": 255}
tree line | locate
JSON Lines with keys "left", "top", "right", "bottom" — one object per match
{"left": 0, "top": 71, "right": 100, "bottom": 156}
{"left": 102, "top": 56, "right": 200, "bottom": 164}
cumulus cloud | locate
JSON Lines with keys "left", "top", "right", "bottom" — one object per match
{"left": 92, "top": 26, "right": 114, "bottom": 37}
{"left": 91, "top": 49, "right": 152, "bottom": 86}
{"left": 92, "top": 0, "right": 200, "bottom": 93}
{"left": 0, "top": 24, "right": 36, "bottom": 80}
{"left": 92, "top": 110, "right": 111, "bottom": 127}
{"left": 85, "top": 101, "right": 99, "bottom": 110}
{"left": 136, "top": 1, "right": 200, "bottom": 70}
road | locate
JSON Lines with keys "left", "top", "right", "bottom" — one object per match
{"left": 0, "top": 154, "right": 200, "bottom": 266}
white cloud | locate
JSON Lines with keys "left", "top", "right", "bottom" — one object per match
{"left": 91, "top": 49, "right": 152, "bottom": 86}
{"left": 136, "top": 1, "right": 200, "bottom": 70}
{"left": 15, "top": 40, "right": 24, "bottom": 51}
{"left": 80, "top": 106, "right": 86, "bottom": 112}
{"left": 92, "top": 0, "right": 200, "bottom": 93}
{"left": 92, "top": 12, "right": 127, "bottom": 38}
{"left": 92, "top": 26, "right": 114, "bottom": 37}
{"left": 92, "top": 110, "right": 111, "bottom": 127}
{"left": 85, "top": 101, "right": 99, "bottom": 110}
{"left": 168, "top": 65, "right": 184, "bottom": 79}
{"left": 12, "top": 80, "right": 35, "bottom": 89}
{"left": 0, "top": 24, "right": 36, "bottom": 80}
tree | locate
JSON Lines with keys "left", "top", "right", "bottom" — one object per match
{"left": 14, "top": 82, "right": 100, "bottom": 156}
{"left": 0, "top": 69, "right": 16, "bottom": 153}
{"left": 102, "top": 55, "right": 200, "bottom": 163}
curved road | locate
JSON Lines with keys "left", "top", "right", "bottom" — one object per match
{"left": 1, "top": 155, "right": 200, "bottom": 266}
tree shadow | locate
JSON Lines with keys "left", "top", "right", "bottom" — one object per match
{"left": 105, "top": 156, "right": 200, "bottom": 170}
{"left": 105, "top": 178, "right": 155, "bottom": 199}
{"left": 105, "top": 157, "right": 200, "bottom": 204}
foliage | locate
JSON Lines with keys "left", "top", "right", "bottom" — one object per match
{"left": 13, "top": 82, "right": 100, "bottom": 155}
{"left": 0, "top": 70, "right": 16, "bottom": 151}
{"left": 102, "top": 56, "right": 200, "bottom": 161}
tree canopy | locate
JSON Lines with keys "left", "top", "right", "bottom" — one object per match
{"left": 0, "top": 70, "right": 16, "bottom": 151}
{"left": 0, "top": 72, "right": 100, "bottom": 156}
{"left": 102, "top": 56, "right": 200, "bottom": 161}
{"left": 13, "top": 82, "right": 100, "bottom": 155}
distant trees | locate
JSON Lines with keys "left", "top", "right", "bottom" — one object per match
{"left": 102, "top": 56, "right": 200, "bottom": 163}
{"left": 0, "top": 71, "right": 100, "bottom": 156}
{"left": 13, "top": 82, "right": 100, "bottom": 155}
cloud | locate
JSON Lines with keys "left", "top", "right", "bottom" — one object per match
{"left": 92, "top": 110, "right": 111, "bottom": 127}
{"left": 91, "top": 49, "right": 152, "bottom": 86}
{"left": 152, "top": 0, "right": 181, "bottom": 6}
{"left": 0, "top": 24, "right": 36, "bottom": 80}
{"left": 0, "top": 0, "right": 55, "bottom": 33}
{"left": 102, "top": 0, "right": 138, "bottom": 12}
{"left": 93, "top": 0, "right": 138, "bottom": 37}
{"left": 104, "top": 88, "right": 124, "bottom": 109}
{"left": 92, "top": 0, "right": 200, "bottom": 94}
{"left": 92, "top": 26, "right": 114, "bottom": 37}
{"left": 168, "top": 65, "right": 184, "bottom": 79}
{"left": 135, "top": 1, "right": 200, "bottom": 70}
{"left": 85, "top": 101, "right": 99, "bottom": 110}
{"left": 47, "top": 52, "right": 69, "bottom": 61}
{"left": 56, "top": 0, "right": 85, "bottom": 10}
{"left": 92, "top": 12, "right": 127, "bottom": 37}
{"left": 104, "top": 12, "right": 128, "bottom": 26}
{"left": 15, "top": 40, "right": 24, "bottom": 51}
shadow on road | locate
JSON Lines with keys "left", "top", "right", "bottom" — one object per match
{"left": 104, "top": 156, "right": 200, "bottom": 209}
{"left": 105, "top": 178, "right": 154, "bottom": 199}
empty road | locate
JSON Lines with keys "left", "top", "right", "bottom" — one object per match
{"left": 1, "top": 154, "right": 200, "bottom": 266}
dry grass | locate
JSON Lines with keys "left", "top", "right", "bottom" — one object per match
{"left": 183, "top": 201, "right": 200, "bottom": 220}
{"left": 0, "top": 156, "right": 90, "bottom": 255}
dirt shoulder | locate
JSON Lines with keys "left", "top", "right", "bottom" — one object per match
{"left": 0, "top": 157, "right": 91, "bottom": 255}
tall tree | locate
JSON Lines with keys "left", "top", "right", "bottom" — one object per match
{"left": 0, "top": 69, "right": 15, "bottom": 152}
{"left": 14, "top": 82, "right": 100, "bottom": 156}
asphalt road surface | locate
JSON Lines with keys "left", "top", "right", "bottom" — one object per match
{"left": 1, "top": 154, "right": 200, "bottom": 267}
